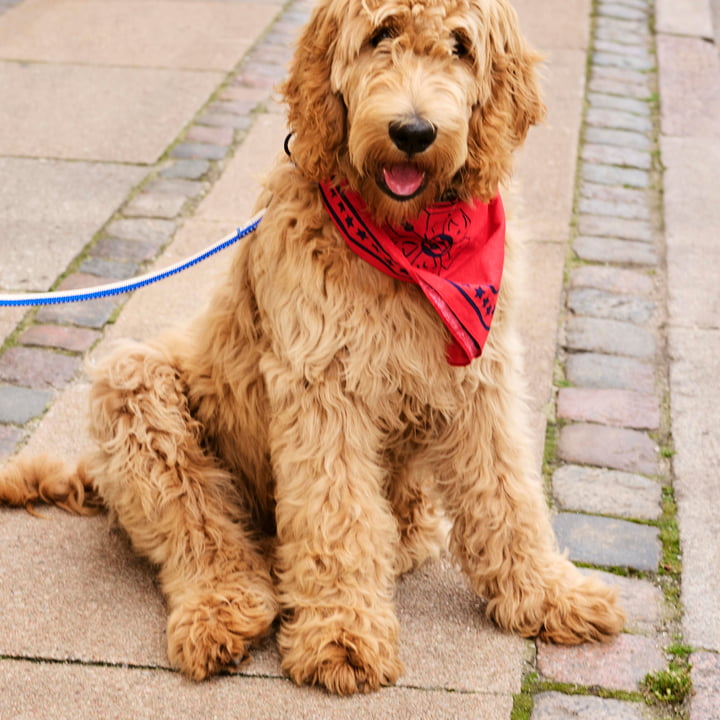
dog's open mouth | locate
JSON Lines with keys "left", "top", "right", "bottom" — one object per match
{"left": 378, "top": 163, "right": 427, "bottom": 201}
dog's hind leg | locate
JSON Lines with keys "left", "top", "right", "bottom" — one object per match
{"left": 86, "top": 342, "right": 277, "bottom": 680}
{"left": 436, "top": 355, "right": 625, "bottom": 645}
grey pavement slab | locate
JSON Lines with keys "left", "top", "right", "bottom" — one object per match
{"left": 553, "top": 513, "right": 661, "bottom": 571}
{"left": 553, "top": 464, "right": 662, "bottom": 520}
{"left": 0, "top": 0, "right": 282, "bottom": 71}
{"left": 0, "top": 659, "right": 513, "bottom": 720}
{"left": 537, "top": 633, "right": 664, "bottom": 692}
{"left": 656, "top": 0, "right": 714, "bottom": 38}
{"left": 533, "top": 691, "right": 650, "bottom": 719}
{"left": 0, "top": 159, "right": 146, "bottom": 292}
{"left": 0, "top": 62, "right": 223, "bottom": 163}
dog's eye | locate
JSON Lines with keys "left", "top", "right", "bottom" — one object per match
{"left": 452, "top": 31, "right": 471, "bottom": 59}
{"left": 370, "top": 26, "right": 396, "bottom": 48}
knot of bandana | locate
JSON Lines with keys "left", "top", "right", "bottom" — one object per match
{"left": 319, "top": 180, "right": 506, "bottom": 366}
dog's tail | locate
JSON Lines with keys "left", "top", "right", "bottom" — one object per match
{"left": 0, "top": 454, "right": 103, "bottom": 516}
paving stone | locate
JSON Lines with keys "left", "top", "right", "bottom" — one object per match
{"left": 595, "top": 15, "right": 648, "bottom": 36}
{"left": 557, "top": 387, "right": 659, "bottom": 430}
{"left": 592, "top": 50, "right": 654, "bottom": 72}
{"left": 568, "top": 287, "right": 655, "bottom": 324}
{"left": 537, "top": 634, "right": 664, "bottom": 692}
{"left": 558, "top": 423, "right": 658, "bottom": 475}
{"left": 584, "top": 126, "right": 653, "bottom": 151}
{"left": 578, "top": 196, "right": 651, "bottom": 220}
{"left": 586, "top": 107, "right": 654, "bottom": 134}
{"left": 580, "top": 569, "right": 663, "bottom": 633}
{"left": 17, "top": 325, "right": 101, "bottom": 353}
{"left": 597, "top": 2, "right": 649, "bottom": 22}
{"left": 532, "top": 691, "right": 648, "bottom": 719}
{"left": 566, "top": 352, "right": 655, "bottom": 393}
{"left": 159, "top": 159, "right": 210, "bottom": 181}
{"left": 0, "top": 347, "right": 81, "bottom": 390}
{"left": 219, "top": 85, "right": 267, "bottom": 106}
{"left": 574, "top": 236, "right": 658, "bottom": 265}
{"left": 553, "top": 464, "right": 662, "bottom": 519}
{"left": 579, "top": 181, "right": 649, "bottom": 207}
{"left": 0, "top": 385, "right": 52, "bottom": 425}
{"left": 594, "top": 41, "right": 653, "bottom": 62}
{"left": 0, "top": 424, "right": 22, "bottom": 458}
{"left": 553, "top": 513, "right": 660, "bottom": 570}
{"left": 170, "top": 142, "right": 228, "bottom": 161}
{"left": 690, "top": 652, "right": 720, "bottom": 720}
{"left": 581, "top": 143, "right": 652, "bottom": 171}
{"left": 196, "top": 112, "right": 253, "bottom": 130}
{"left": 90, "top": 236, "right": 159, "bottom": 263}
{"left": 591, "top": 65, "right": 653, "bottom": 92}
{"left": 578, "top": 215, "right": 653, "bottom": 242}
{"left": 123, "top": 191, "right": 187, "bottom": 219}
{"left": 582, "top": 163, "right": 650, "bottom": 189}
{"left": 144, "top": 178, "right": 205, "bottom": 198}
{"left": 588, "top": 76, "right": 653, "bottom": 100}
{"left": 565, "top": 317, "right": 656, "bottom": 358}
{"left": 80, "top": 257, "right": 139, "bottom": 280}
{"left": 185, "top": 125, "right": 234, "bottom": 146}
{"left": 36, "top": 299, "right": 119, "bottom": 330}
{"left": 570, "top": 265, "right": 654, "bottom": 295}
{"left": 104, "top": 218, "right": 176, "bottom": 247}
{"left": 594, "top": 25, "right": 650, "bottom": 47}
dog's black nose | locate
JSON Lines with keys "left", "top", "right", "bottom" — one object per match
{"left": 389, "top": 117, "right": 437, "bottom": 155}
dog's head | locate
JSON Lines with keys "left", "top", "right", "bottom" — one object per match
{"left": 282, "top": 0, "right": 544, "bottom": 224}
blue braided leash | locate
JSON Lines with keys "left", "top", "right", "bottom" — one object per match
{"left": 0, "top": 210, "right": 264, "bottom": 307}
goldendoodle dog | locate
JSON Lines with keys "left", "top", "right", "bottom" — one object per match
{"left": 0, "top": 0, "right": 624, "bottom": 695}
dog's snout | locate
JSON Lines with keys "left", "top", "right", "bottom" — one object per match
{"left": 389, "top": 117, "right": 437, "bottom": 155}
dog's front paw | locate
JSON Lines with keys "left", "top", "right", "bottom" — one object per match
{"left": 538, "top": 572, "right": 626, "bottom": 645}
{"left": 167, "top": 588, "right": 277, "bottom": 680}
{"left": 279, "top": 609, "right": 403, "bottom": 694}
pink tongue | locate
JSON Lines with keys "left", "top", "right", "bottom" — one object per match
{"left": 383, "top": 163, "right": 425, "bottom": 197}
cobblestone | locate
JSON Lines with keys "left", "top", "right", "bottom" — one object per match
{"left": 79, "top": 257, "right": 139, "bottom": 280}
{"left": 0, "top": 386, "right": 52, "bottom": 425}
{"left": 557, "top": 387, "right": 659, "bottom": 429}
{"left": 17, "top": 325, "right": 101, "bottom": 353}
{"left": 537, "top": 633, "right": 663, "bottom": 692}
{"left": 591, "top": 65, "right": 653, "bottom": 93}
{"left": 170, "top": 142, "right": 229, "bottom": 161}
{"left": 578, "top": 195, "right": 651, "bottom": 219}
{"left": 567, "top": 287, "right": 655, "bottom": 324}
{"left": 185, "top": 125, "right": 234, "bottom": 146}
{"left": 553, "top": 464, "right": 662, "bottom": 519}
{"left": 104, "top": 218, "right": 176, "bottom": 247}
{"left": 592, "top": 50, "right": 655, "bottom": 72}
{"left": 573, "top": 236, "right": 658, "bottom": 265}
{"left": 588, "top": 76, "right": 653, "bottom": 99}
{"left": 564, "top": 316, "right": 656, "bottom": 358}
{"left": 159, "top": 159, "right": 210, "bottom": 181}
{"left": 196, "top": 112, "right": 253, "bottom": 131}
{"left": 594, "top": 41, "right": 653, "bottom": 62}
{"left": 578, "top": 215, "right": 653, "bottom": 242}
{"left": 582, "top": 162, "right": 650, "bottom": 189}
{"left": 532, "top": 692, "right": 648, "bottom": 719}
{"left": 579, "top": 180, "right": 649, "bottom": 207}
{"left": 36, "top": 299, "right": 119, "bottom": 330}
{"left": 584, "top": 126, "right": 653, "bottom": 151}
{"left": 581, "top": 142, "right": 652, "bottom": 170}
{"left": 598, "top": 2, "right": 649, "bottom": 22}
{"left": 123, "top": 191, "right": 188, "bottom": 219}
{"left": 553, "top": 512, "right": 661, "bottom": 570}
{"left": 569, "top": 265, "right": 654, "bottom": 295}
{"left": 586, "top": 107, "right": 654, "bottom": 134}
{"left": 0, "top": 347, "right": 81, "bottom": 390}
{"left": 582, "top": 569, "right": 663, "bottom": 633}
{"left": 90, "top": 237, "right": 159, "bottom": 263}
{"left": 558, "top": 423, "right": 658, "bottom": 474}
{"left": 565, "top": 352, "right": 655, "bottom": 392}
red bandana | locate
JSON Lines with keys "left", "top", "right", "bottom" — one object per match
{"left": 319, "top": 180, "right": 505, "bottom": 366}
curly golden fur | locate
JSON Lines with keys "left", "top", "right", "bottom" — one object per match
{"left": 0, "top": 0, "right": 624, "bottom": 695}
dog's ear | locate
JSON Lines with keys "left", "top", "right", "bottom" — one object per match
{"left": 280, "top": 1, "right": 347, "bottom": 182}
{"left": 465, "top": 0, "right": 545, "bottom": 199}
